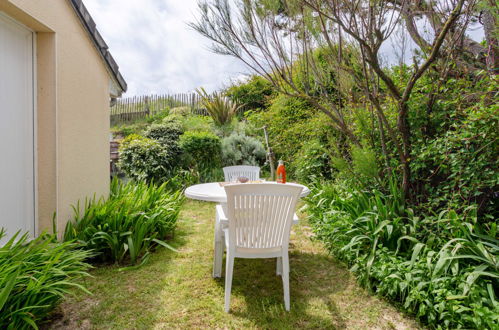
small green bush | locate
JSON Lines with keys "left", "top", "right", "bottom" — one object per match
{"left": 221, "top": 133, "right": 266, "bottom": 166}
{"left": 169, "top": 106, "right": 192, "bottom": 116}
{"left": 225, "top": 75, "right": 275, "bottom": 111}
{"left": 292, "top": 139, "right": 333, "bottom": 183}
{"left": 246, "top": 94, "right": 333, "bottom": 175}
{"left": 118, "top": 134, "right": 178, "bottom": 183}
{"left": 331, "top": 146, "right": 379, "bottom": 185}
{"left": 64, "top": 179, "right": 184, "bottom": 265}
{"left": 180, "top": 115, "right": 213, "bottom": 132}
{"left": 179, "top": 131, "right": 222, "bottom": 171}
{"left": 144, "top": 120, "right": 183, "bottom": 145}
{"left": 0, "top": 231, "right": 91, "bottom": 328}
{"left": 145, "top": 108, "right": 171, "bottom": 123}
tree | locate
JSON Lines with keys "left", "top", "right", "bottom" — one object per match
{"left": 191, "top": 0, "right": 477, "bottom": 197}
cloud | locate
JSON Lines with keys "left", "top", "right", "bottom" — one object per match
{"left": 84, "top": 0, "right": 250, "bottom": 96}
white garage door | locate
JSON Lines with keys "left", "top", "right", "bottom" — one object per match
{"left": 0, "top": 13, "right": 35, "bottom": 244}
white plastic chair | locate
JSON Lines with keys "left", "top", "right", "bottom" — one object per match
{"left": 217, "top": 183, "right": 303, "bottom": 312}
{"left": 223, "top": 165, "right": 260, "bottom": 182}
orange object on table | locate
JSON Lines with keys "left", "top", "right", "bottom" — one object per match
{"left": 276, "top": 160, "right": 286, "bottom": 184}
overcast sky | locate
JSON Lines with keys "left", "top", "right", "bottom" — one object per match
{"left": 84, "top": 0, "right": 250, "bottom": 96}
{"left": 84, "top": 0, "right": 484, "bottom": 97}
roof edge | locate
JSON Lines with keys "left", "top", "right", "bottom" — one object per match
{"left": 68, "top": 0, "right": 127, "bottom": 94}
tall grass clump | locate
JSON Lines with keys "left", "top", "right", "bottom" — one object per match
{"left": 64, "top": 179, "right": 184, "bottom": 265}
{"left": 196, "top": 87, "right": 242, "bottom": 126}
{"left": 305, "top": 182, "right": 498, "bottom": 329}
{"left": 0, "top": 231, "right": 91, "bottom": 329}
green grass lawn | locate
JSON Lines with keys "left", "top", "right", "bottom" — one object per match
{"left": 46, "top": 200, "right": 420, "bottom": 329}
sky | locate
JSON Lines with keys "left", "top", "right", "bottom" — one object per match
{"left": 84, "top": 0, "right": 250, "bottom": 96}
{"left": 84, "top": 0, "right": 484, "bottom": 97}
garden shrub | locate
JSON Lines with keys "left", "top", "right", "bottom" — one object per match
{"left": 331, "top": 146, "right": 380, "bottom": 186}
{"left": 225, "top": 75, "right": 275, "bottom": 111}
{"left": 179, "top": 131, "right": 222, "bottom": 171}
{"left": 179, "top": 115, "right": 213, "bottom": 132}
{"left": 169, "top": 106, "right": 191, "bottom": 116}
{"left": 292, "top": 139, "right": 333, "bottom": 183}
{"left": 144, "top": 120, "right": 183, "bottom": 145}
{"left": 247, "top": 94, "right": 333, "bottom": 176}
{"left": 221, "top": 133, "right": 266, "bottom": 167}
{"left": 145, "top": 108, "right": 171, "bottom": 123}
{"left": 0, "top": 231, "right": 91, "bottom": 328}
{"left": 118, "top": 134, "right": 179, "bottom": 183}
{"left": 64, "top": 179, "right": 184, "bottom": 265}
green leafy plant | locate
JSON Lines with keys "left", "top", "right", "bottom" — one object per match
{"left": 0, "top": 230, "right": 91, "bottom": 329}
{"left": 225, "top": 75, "right": 275, "bottom": 111}
{"left": 169, "top": 106, "right": 192, "bottom": 116}
{"left": 305, "top": 182, "right": 499, "bottom": 328}
{"left": 221, "top": 133, "right": 266, "bottom": 166}
{"left": 64, "top": 179, "right": 184, "bottom": 265}
{"left": 292, "top": 139, "right": 333, "bottom": 183}
{"left": 118, "top": 134, "right": 178, "bottom": 183}
{"left": 179, "top": 131, "right": 222, "bottom": 171}
{"left": 144, "top": 120, "right": 183, "bottom": 145}
{"left": 196, "top": 87, "right": 242, "bottom": 126}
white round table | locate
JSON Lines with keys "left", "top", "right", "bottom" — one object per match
{"left": 185, "top": 181, "right": 310, "bottom": 203}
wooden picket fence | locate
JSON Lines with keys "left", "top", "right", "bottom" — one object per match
{"left": 110, "top": 93, "right": 210, "bottom": 125}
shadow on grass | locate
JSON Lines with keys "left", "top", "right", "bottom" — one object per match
{"left": 214, "top": 248, "right": 350, "bottom": 329}
{"left": 43, "top": 221, "right": 193, "bottom": 330}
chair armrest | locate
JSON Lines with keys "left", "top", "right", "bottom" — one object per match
{"left": 216, "top": 204, "right": 228, "bottom": 223}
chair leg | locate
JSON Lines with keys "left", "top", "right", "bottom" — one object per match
{"left": 213, "top": 240, "right": 223, "bottom": 277}
{"left": 213, "top": 210, "right": 223, "bottom": 278}
{"left": 276, "top": 257, "right": 282, "bottom": 276}
{"left": 281, "top": 253, "right": 290, "bottom": 311}
{"left": 224, "top": 252, "right": 234, "bottom": 313}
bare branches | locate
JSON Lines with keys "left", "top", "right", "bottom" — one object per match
{"left": 191, "top": 0, "right": 361, "bottom": 144}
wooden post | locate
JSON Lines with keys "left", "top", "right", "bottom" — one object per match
{"left": 145, "top": 95, "right": 150, "bottom": 116}
{"left": 262, "top": 125, "right": 276, "bottom": 181}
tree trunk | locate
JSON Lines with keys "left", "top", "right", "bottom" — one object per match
{"left": 397, "top": 102, "right": 412, "bottom": 198}
{"left": 482, "top": 1, "right": 499, "bottom": 73}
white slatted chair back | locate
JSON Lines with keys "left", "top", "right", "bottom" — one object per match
{"left": 224, "top": 184, "right": 302, "bottom": 251}
{"left": 223, "top": 165, "right": 260, "bottom": 182}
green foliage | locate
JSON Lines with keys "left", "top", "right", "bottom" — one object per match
{"left": 0, "top": 231, "right": 91, "bottom": 329}
{"left": 225, "top": 75, "right": 275, "bottom": 111}
{"left": 197, "top": 87, "right": 242, "bottom": 126}
{"left": 331, "top": 146, "right": 379, "bottom": 186}
{"left": 145, "top": 108, "right": 172, "bottom": 124}
{"left": 144, "top": 120, "right": 183, "bottom": 145}
{"left": 169, "top": 106, "right": 192, "bottom": 116}
{"left": 247, "top": 94, "right": 333, "bottom": 174}
{"left": 178, "top": 115, "right": 214, "bottom": 132}
{"left": 179, "top": 131, "right": 222, "bottom": 171}
{"left": 292, "top": 139, "right": 333, "bottom": 184}
{"left": 306, "top": 182, "right": 499, "bottom": 329}
{"left": 64, "top": 179, "right": 184, "bottom": 265}
{"left": 410, "top": 79, "right": 499, "bottom": 216}
{"left": 118, "top": 134, "right": 178, "bottom": 183}
{"left": 220, "top": 133, "right": 266, "bottom": 166}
